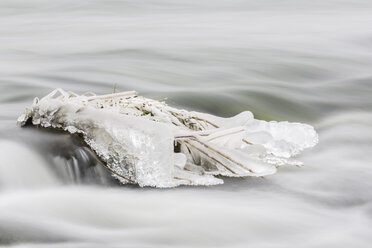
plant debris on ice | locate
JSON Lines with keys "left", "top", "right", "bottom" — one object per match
{"left": 17, "top": 89, "right": 318, "bottom": 187}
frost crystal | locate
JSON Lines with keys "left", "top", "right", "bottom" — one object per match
{"left": 17, "top": 89, "right": 318, "bottom": 187}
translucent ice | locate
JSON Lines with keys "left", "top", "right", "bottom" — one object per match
{"left": 17, "top": 89, "right": 318, "bottom": 187}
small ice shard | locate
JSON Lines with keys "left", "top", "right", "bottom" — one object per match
{"left": 17, "top": 88, "right": 318, "bottom": 188}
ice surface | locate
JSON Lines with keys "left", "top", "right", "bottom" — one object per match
{"left": 17, "top": 89, "right": 318, "bottom": 187}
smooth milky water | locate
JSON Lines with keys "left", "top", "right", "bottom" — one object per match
{"left": 1, "top": 0, "right": 372, "bottom": 247}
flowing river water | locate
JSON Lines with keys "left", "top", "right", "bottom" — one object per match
{"left": 1, "top": 1, "right": 372, "bottom": 247}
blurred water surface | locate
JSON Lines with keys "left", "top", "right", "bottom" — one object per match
{"left": 1, "top": 0, "right": 372, "bottom": 247}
